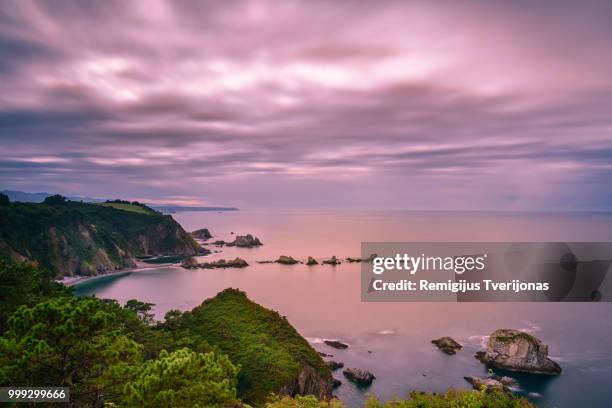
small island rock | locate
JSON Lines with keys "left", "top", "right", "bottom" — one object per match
{"left": 343, "top": 368, "right": 375, "bottom": 386}
{"left": 191, "top": 228, "right": 212, "bottom": 240}
{"left": 307, "top": 256, "right": 319, "bottom": 265}
{"left": 322, "top": 256, "right": 341, "bottom": 265}
{"left": 200, "top": 257, "right": 249, "bottom": 269}
{"left": 432, "top": 336, "right": 463, "bottom": 355}
{"left": 228, "top": 234, "right": 263, "bottom": 248}
{"left": 477, "top": 329, "right": 562, "bottom": 374}
{"left": 276, "top": 255, "right": 300, "bottom": 265}
{"left": 181, "top": 257, "right": 200, "bottom": 269}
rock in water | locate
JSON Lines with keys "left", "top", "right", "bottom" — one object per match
{"left": 231, "top": 234, "right": 263, "bottom": 247}
{"left": 431, "top": 336, "right": 463, "bottom": 355}
{"left": 276, "top": 255, "right": 299, "bottom": 264}
{"left": 477, "top": 329, "right": 562, "bottom": 374}
{"left": 191, "top": 228, "right": 212, "bottom": 240}
{"left": 306, "top": 256, "right": 318, "bottom": 265}
{"left": 324, "top": 340, "right": 349, "bottom": 349}
{"left": 326, "top": 360, "right": 344, "bottom": 370}
{"left": 332, "top": 378, "right": 342, "bottom": 388}
{"left": 181, "top": 257, "right": 199, "bottom": 269}
{"left": 322, "top": 256, "right": 341, "bottom": 265}
{"left": 343, "top": 368, "right": 375, "bottom": 386}
{"left": 200, "top": 258, "right": 249, "bottom": 268}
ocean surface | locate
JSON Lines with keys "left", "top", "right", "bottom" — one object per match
{"left": 74, "top": 210, "right": 612, "bottom": 407}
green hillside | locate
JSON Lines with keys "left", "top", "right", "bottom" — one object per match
{"left": 0, "top": 197, "right": 200, "bottom": 277}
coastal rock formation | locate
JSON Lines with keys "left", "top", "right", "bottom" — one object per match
{"left": 191, "top": 228, "right": 212, "bottom": 240}
{"left": 324, "top": 340, "right": 348, "bottom": 349}
{"left": 213, "top": 240, "right": 226, "bottom": 246}
{"left": 477, "top": 329, "right": 562, "bottom": 374}
{"left": 276, "top": 255, "right": 299, "bottom": 264}
{"left": 0, "top": 200, "right": 200, "bottom": 278}
{"left": 343, "top": 368, "right": 375, "bottom": 386}
{"left": 322, "top": 256, "right": 341, "bottom": 265}
{"left": 200, "top": 258, "right": 249, "bottom": 268}
{"left": 332, "top": 378, "right": 342, "bottom": 388}
{"left": 179, "top": 289, "right": 333, "bottom": 403}
{"left": 432, "top": 336, "right": 463, "bottom": 355}
{"left": 307, "top": 256, "right": 318, "bottom": 265}
{"left": 227, "top": 234, "right": 262, "bottom": 247}
{"left": 326, "top": 360, "right": 344, "bottom": 370}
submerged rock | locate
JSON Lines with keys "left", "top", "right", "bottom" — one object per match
{"left": 200, "top": 257, "right": 249, "bottom": 269}
{"left": 477, "top": 329, "right": 562, "bottom": 374}
{"left": 213, "top": 240, "right": 226, "bottom": 246}
{"left": 229, "top": 234, "right": 263, "bottom": 248}
{"left": 191, "top": 228, "right": 212, "bottom": 240}
{"left": 322, "top": 256, "right": 341, "bottom": 265}
{"left": 345, "top": 254, "right": 377, "bottom": 263}
{"left": 306, "top": 256, "right": 319, "bottom": 265}
{"left": 343, "top": 368, "right": 375, "bottom": 386}
{"left": 276, "top": 255, "right": 300, "bottom": 265}
{"left": 326, "top": 360, "right": 344, "bottom": 370}
{"left": 324, "top": 340, "right": 349, "bottom": 349}
{"left": 432, "top": 336, "right": 463, "bottom": 355}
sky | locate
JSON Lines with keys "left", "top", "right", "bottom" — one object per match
{"left": 1, "top": 0, "right": 612, "bottom": 210}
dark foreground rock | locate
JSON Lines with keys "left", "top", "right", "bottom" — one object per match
{"left": 276, "top": 255, "right": 300, "bottom": 264}
{"left": 307, "top": 256, "right": 318, "bottom": 265}
{"left": 432, "top": 336, "right": 463, "bottom": 355}
{"left": 191, "top": 228, "right": 212, "bottom": 240}
{"left": 343, "top": 368, "right": 375, "bottom": 386}
{"left": 226, "top": 234, "right": 262, "bottom": 247}
{"left": 333, "top": 378, "right": 342, "bottom": 388}
{"left": 322, "top": 256, "right": 341, "bottom": 265}
{"left": 326, "top": 360, "right": 344, "bottom": 370}
{"left": 324, "top": 340, "right": 349, "bottom": 349}
{"left": 477, "top": 329, "right": 562, "bottom": 374}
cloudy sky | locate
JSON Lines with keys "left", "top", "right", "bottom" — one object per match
{"left": 1, "top": 0, "right": 612, "bottom": 209}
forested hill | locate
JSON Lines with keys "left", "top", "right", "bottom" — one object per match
{"left": 0, "top": 196, "right": 200, "bottom": 277}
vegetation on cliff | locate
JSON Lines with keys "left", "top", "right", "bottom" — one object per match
{"left": 170, "top": 288, "right": 333, "bottom": 404}
{"left": 0, "top": 198, "right": 200, "bottom": 277}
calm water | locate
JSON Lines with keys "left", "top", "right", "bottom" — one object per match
{"left": 75, "top": 210, "right": 612, "bottom": 407}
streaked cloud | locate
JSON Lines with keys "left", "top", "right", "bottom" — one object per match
{"left": 1, "top": 0, "right": 612, "bottom": 209}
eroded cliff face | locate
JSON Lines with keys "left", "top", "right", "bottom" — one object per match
{"left": 278, "top": 365, "right": 333, "bottom": 400}
{"left": 0, "top": 201, "right": 201, "bottom": 277}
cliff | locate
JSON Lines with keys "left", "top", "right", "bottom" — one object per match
{"left": 175, "top": 288, "right": 333, "bottom": 404}
{"left": 0, "top": 200, "right": 200, "bottom": 277}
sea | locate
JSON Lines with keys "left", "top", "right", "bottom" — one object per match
{"left": 74, "top": 210, "right": 612, "bottom": 408}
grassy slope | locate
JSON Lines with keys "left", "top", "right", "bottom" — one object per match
{"left": 97, "top": 202, "right": 156, "bottom": 214}
{"left": 178, "top": 288, "right": 332, "bottom": 404}
{"left": 0, "top": 201, "right": 200, "bottom": 276}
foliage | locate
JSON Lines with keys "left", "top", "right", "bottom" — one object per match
{"left": 0, "top": 193, "right": 9, "bottom": 206}
{"left": 0, "top": 296, "right": 143, "bottom": 405}
{"left": 364, "top": 388, "right": 536, "bottom": 408}
{"left": 120, "top": 348, "right": 240, "bottom": 408}
{"left": 170, "top": 288, "right": 332, "bottom": 404}
{"left": 43, "top": 194, "right": 67, "bottom": 205}
{"left": 99, "top": 200, "right": 157, "bottom": 215}
{"left": 125, "top": 299, "right": 156, "bottom": 323}
{"left": 0, "top": 258, "right": 70, "bottom": 332}
{"left": 266, "top": 395, "right": 345, "bottom": 408}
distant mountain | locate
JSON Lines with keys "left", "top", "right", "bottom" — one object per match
{"left": 1, "top": 190, "right": 239, "bottom": 212}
